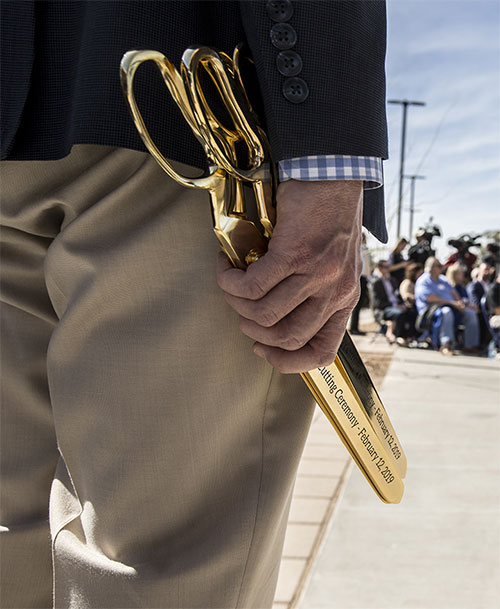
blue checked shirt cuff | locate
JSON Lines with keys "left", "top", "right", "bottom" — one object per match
{"left": 278, "top": 155, "right": 383, "bottom": 189}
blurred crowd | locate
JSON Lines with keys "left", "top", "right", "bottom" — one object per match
{"left": 349, "top": 229, "right": 500, "bottom": 357}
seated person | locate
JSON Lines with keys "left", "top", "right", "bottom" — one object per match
{"left": 444, "top": 250, "right": 477, "bottom": 279}
{"left": 388, "top": 237, "right": 409, "bottom": 287}
{"left": 467, "top": 258, "right": 496, "bottom": 348}
{"left": 467, "top": 257, "right": 496, "bottom": 306}
{"left": 486, "top": 273, "right": 500, "bottom": 329}
{"left": 399, "top": 262, "right": 424, "bottom": 309}
{"left": 415, "top": 257, "right": 480, "bottom": 355}
{"left": 446, "top": 262, "right": 475, "bottom": 303}
{"left": 370, "top": 260, "right": 415, "bottom": 344}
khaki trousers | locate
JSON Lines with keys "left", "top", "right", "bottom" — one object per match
{"left": 0, "top": 146, "right": 315, "bottom": 609}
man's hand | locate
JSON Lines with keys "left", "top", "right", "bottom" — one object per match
{"left": 453, "top": 300, "right": 466, "bottom": 313}
{"left": 216, "top": 179, "right": 363, "bottom": 373}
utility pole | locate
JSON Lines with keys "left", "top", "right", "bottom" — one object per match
{"left": 388, "top": 99, "right": 426, "bottom": 239}
{"left": 404, "top": 174, "right": 425, "bottom": 240}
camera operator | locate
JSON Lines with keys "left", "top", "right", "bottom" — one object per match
{"left": 444, "top": 234, "right": 480, "bottom": 277}
{"left": 408, "top": 225, "right": 440, "bottom": 266}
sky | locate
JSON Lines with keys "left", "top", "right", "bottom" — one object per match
{"left": 369, "top": 0, "right": 500, "bottom": 260}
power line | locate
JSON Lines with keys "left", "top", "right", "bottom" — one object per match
{"left": 403, "top": 174, "right": 426, "bottom": 240}
{"left": 387, "top": 99, "right": 426, "bottom": 239}
{"left": 386, "top": 97, "right": 458, "bottom": 240}
{"left": 412, "top": 96, "right": 459, "bottom": 176}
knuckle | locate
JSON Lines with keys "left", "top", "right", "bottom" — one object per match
{"left": 282, "top": 332, "right": 307, "bottom": 351}
{"left": 267, "top": 316, "right": 309, "bottom": 350}
{"left": 246, "top": 276, "right": 266, "bottom": 300}
{"left": 253, "top": 303, "right": 278, "bottom": 327}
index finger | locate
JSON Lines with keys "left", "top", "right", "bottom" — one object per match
{"left": 216, "top": 249, "right": 294, "bottom": 300}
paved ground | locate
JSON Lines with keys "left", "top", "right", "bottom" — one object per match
{"left": 273, "top": 326, "right": 500, "bottom": 609}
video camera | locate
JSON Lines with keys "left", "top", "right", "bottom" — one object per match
{"left": 447, "top": 233, "right": 481, "bottom": 254}
{"left": 417, "top": 224, "right": 441, "bottom": 251}
{"left": 408, "top": 221, "right": 441, "bottom": 264}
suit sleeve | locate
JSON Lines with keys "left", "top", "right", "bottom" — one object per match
{"left": 239, "top": 0, "right": 388, "bottom": 162}
{"left": 469, "top": 282, "right": 484, "bottom": 308}
{"left": 239, "top": 0, "right": 388, "bottom": 242}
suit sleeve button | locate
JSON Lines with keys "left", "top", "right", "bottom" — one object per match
{"left": 270, "top": 23, "right": 297, "bottom": 50}
{"left": 266, "top": 0, "right": 294, "bottom": 22}
{"left": 276, "top": 50, "right": 303, "bottom": 76}
{"left": 282, "top": 77, "right": 309, "bottom": 103}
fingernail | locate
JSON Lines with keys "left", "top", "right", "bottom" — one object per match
{"left": 254, "top": 345, "right": 264, "bottom": 358}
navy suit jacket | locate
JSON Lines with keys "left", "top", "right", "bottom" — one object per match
{"left": 1, "top": 0, "right": 388, "bottom": 240}
{"left": 467, "top": 281, "right": 486, "bottom": 308}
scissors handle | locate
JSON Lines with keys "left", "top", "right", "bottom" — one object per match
{"left": 120, "top": 49, "right": 220, "bottom": 189}
{"left": 180, "top": 46, "right": 265, "bottom": 179}
{"left": 121, "top": 48, "right": 275, "bottom": 269}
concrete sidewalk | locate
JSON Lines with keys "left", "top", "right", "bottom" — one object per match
{"left": 289, "top": 342, "right": 500, "bottom": 609}
{"left": 273, "top": 330, "right": 398, "bottom": 609}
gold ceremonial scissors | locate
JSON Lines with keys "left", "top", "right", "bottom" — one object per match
{"left": 120, "top": 45, "right": 275, "bottom": 269}
{"left": 121, "top": 45, "right": 407, "bottom": 503}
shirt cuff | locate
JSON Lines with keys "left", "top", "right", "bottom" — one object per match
{"left": 278, "top": 155, "right": 383, "bottom": 189}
